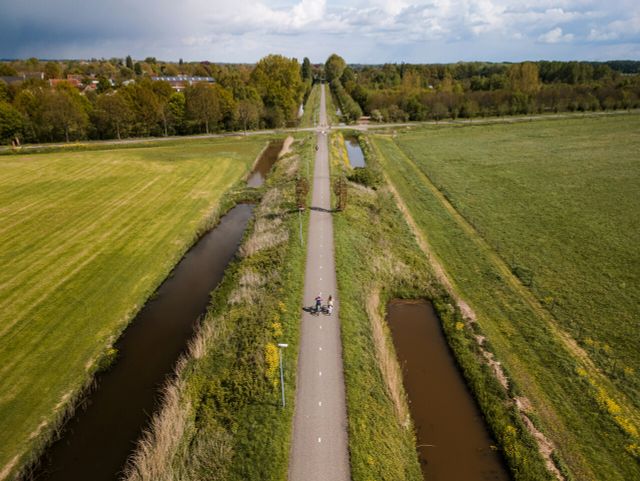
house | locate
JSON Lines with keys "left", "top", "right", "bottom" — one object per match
{"left": 150, "top": 75, "right": 215, "bottom": 92}
{"left": 50, "top": 78, "right": 81, "bottom": 88}
{"left": 0, "top": 76, "right": 24, "bottom": 86}
{"left": 0, "top": 72, "right": 45, "bottom": 85}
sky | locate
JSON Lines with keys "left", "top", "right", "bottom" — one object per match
{"left": 1, "top": 0, "right": 639, "bottom": 64}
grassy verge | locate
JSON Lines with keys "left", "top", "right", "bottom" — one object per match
{"left": 300, "top": 84, "right": 321, "bottom": 128}
{"left": 331, "top": 131, "right": 551, "bottom": 480}
{"left": 125, "top": 133, "right": 314, "bottom": 480}
{"left": 324, "top": 83, "right": 340, "bottom": 126}
{"left": 372, "top": 130, "right": 640, "bottom": 480}
{"left": 0, "top": 137, "right": 269, "bottom": 480}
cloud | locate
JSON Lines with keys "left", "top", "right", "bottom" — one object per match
{"left": 587, "top": 14, "right": 640, "bottom": 42}
{"left": 538, "top": 27, "right": 575, "bottom": 43}
{"left": 0, "top": 0, "right": 638, "bottom": 62}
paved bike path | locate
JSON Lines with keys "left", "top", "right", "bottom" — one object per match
{"left": 288, "top": 85, "right": 350, "bottom": 481}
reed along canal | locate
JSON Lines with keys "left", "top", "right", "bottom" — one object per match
{"left": 34, "top": 143, "right": 281, "bottom": 481}
{"left": 387, "top": 299, "right": 510, "bottom": 481}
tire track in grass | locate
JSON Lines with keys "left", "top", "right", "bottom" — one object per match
{"left": 0, "top": 160, "right": 245, "bottom": 472}
{"left": 0, "top": 156, "right": 115, "bottom": 236}
{"left": 0, "top": 159, "right": 232, "bottom": 359}
{"left": 0, "top": 176, "right": 163, "bottom": 338}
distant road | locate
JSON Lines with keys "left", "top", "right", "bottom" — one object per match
{"left": 2, "top": 109, "right": 637, "bottom": 153}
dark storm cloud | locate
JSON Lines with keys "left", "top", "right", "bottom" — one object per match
{"left": 0, "top": 0, "right": 182, "bottom": 58}
{"left": 0, "top": 0, "right": 638, "bottom": 62}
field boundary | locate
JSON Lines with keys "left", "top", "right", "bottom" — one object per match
{"left": 388, "top": 136, "right": 640, "bottom": 431}
{"left": 372, "top": 137, "right": 562, "bottom": 479}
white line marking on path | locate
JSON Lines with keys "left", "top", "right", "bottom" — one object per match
{"left": 319, "top": 347, "right": 322, "bottom": 351}
{"left": 319, "top": 371, "right": 322, "bottom": 376}
{"left": 319, "top": 401, "right": 322, "bottom": 406}
{"left": 318, "top": 437, "right": 322, "bottom": 443}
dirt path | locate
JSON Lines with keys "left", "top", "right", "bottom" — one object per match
{"left": 288, "top": 84, "right": 350, "bottom": 481}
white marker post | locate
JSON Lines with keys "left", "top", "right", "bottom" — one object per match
{"left": 278, "top": 343, "right": 289, "bottom": 408}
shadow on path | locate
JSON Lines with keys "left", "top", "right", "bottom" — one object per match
{"left": 310, "top": 206, "right": 337, "bottom": 213}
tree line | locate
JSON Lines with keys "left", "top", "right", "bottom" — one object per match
{"left": 0, "top": 55, "right": 312, "bottom": 144}
{"left": 324, "top": 55, "right": 640, "bottom": 123}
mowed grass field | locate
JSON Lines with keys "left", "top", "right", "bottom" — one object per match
{"left": 372, "top": 114, "right": 640, "bottom": 480}
{"left": 0, "top": 137, "right": 265, "bottom": 477}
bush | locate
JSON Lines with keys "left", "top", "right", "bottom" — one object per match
{"left": 347, "top": 167, "right": 382, "bottom": 189}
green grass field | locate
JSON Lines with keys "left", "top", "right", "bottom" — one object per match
{"left": 396, "top": 115, "right": 640, "bottom": 390}
{"left": 372, "top": 114, "right": 640, "bottom": 480}
{"left": 0, "top": 137, "right": 266, "bottom": 478}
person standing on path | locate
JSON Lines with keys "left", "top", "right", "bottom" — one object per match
{"left": 315, "top": 293, "right": 322, "bottom": 313}
{"left": 327, "top": 295, "right": 334, "bottom": 315}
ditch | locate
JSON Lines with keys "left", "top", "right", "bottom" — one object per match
{"left": 30, "top": 142, "right": 284, "bottom": 480}
{"left": 386, "top": 299, "right": 510, "bottom": 481}
{"left": 247, "top": 140, "right": 284, "bottom": 187}
{"left": 344, "top": 136, "right": 365, "bottom": 168}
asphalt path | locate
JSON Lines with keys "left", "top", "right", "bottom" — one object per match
{"left": 288, "top": 84, "right": 350, "bottom": 481}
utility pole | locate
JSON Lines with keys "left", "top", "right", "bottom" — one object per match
{"left": 278, "top": 343, "right": 288, "bottom": 408}
{"left": 298, "top": 208, "right": 304, "bottom": 246}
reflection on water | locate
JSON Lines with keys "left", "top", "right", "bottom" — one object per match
{"left": 345, "top": 137, "right": 365, "bottom": 168}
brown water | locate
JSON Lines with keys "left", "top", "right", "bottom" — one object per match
{"left": 387, "top": 299, "right": 510, "bottom": 481}
{"left": 247, "top": 141, "right": 283, "bottom": 187}
{"left": 32, "top": 204, "right": 254, "bottom": 481}
{"left": 345, "top": 137, "right": 366, "bottom": 168}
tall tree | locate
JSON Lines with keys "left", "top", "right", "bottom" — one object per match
{"left": 301, "top": 57, "right": 312, "bottom": 82}
{"left": 508, "top": 62, "right": 541, "bottom": 95}
{"left": 166, "top": 92, "right": 186, "bottom": 135}
{"left": 126, "top": 55, "right": 134, "bottom": 70}
{"left": 250, "top": 54, "right": 303, "bottom": 127}
{"left": 43, "top": 84, "right": 89, "bottom": 142}
{"left": 325, "top": 54, "right": 346, "bottom": 82}
{"left": 185, "top": 83, "right": 221, "bottom": 134}
{"left": 121, "top": 79, "right": 163, "bottom": 136}
{"left": 0, "top": 101, "right": 23, "bottom": 144}
{"left": 237, "top": 99, "right": 260, "bottom": 133}
{"left": 44, "top": 62, "right": 61, "bottom": 80}
{"left": 94, "top": 92, "right": 132, "bottom": 139}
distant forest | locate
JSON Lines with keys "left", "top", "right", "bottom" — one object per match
{"left": 1, "top": 55, "right": 639, "bottom": 144}
{"left": 325, "top": 55, "right": 640, "bottom": 122}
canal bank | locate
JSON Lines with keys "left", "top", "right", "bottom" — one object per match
{"left": 387, "top": 299, "right": 510, "bottom": 481}
{"left": 31, "top": 141, "right": 286, "bottom": 481}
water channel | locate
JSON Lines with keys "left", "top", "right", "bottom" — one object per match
{"left": 247, "top": 140, "right": 283, "bottom": 187}
{"left": 32, "top": 143, "right": 282, "bottom": 480}
{"left": 386, "top": 299, "right": 510, "bottom": 481}
{"left": 344, "top": 137, "right": 366, "bottom": 168}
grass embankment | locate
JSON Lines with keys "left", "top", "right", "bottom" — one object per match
{"left": 372, "top": 116, "right": 640, "bottom": 480}
{"left": 395, "top": 116, "right": 640, "bottom": 401}
{"left": 0, "top": 137, "right": 266, "bottom": 479}
{"left": 330, "top": 132, "right": 551, "bottom": 480}
{"left": 324, "top": 84, "right": 340, "bottom": 126}
{"left": 299, "top": 84, "right": 321, "bottom": 128}
{"left": 125, "top": 134, "right": 313, "bottom": 480}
